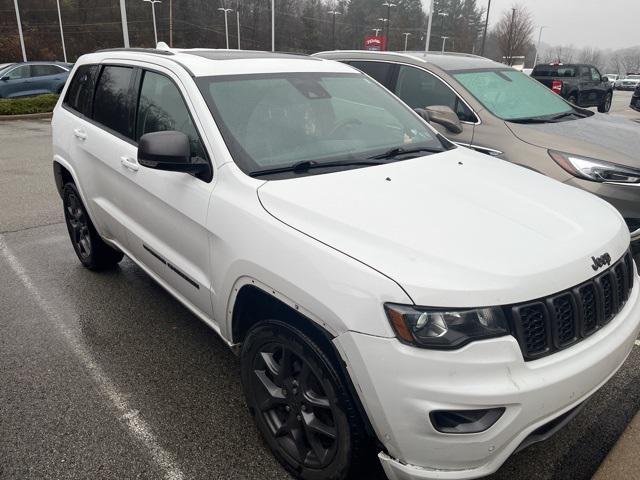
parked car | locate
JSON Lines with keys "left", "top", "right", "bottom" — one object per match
{"left": 530, "top": 63, "right": 613, "bottom": 111}
{"left": 0, "top": 61, "right": 73, "bottom": 98}
{"left": 314, "top": 51, "right": 640, "bottom": 242}
{"left": 52, "top": 47, "right": 640, "bottom": 480}
{"left": 631, "top": 84, "right": 640, "bottom": 112}
{"left": 616, "top": 74, "right": 640, "bottom": 91}
{"left": 604, "top": 73, "right": 619, "bottom": 83}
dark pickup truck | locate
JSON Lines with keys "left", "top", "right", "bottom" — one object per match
{"left": 531, "top": 63, "right": 613, "bottom": 113}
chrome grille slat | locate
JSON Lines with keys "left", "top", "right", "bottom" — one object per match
{"left": 509, "top": 249, "right": 634, "bottom": 361}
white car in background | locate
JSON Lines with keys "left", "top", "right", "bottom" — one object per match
{"left": 52, "top": 47, "right": 640, "bottom": 480}
{"left": 615, "top": 74, "right": 640, "bottom": 90}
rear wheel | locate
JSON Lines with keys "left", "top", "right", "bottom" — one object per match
{"left": 240, "top": 320, "right": 375, "bottom": 480}
{"left": 62, "top": 182, "right": 123, "bottom": 270}
{"left": 598, "top": 92, "right": 612, "bottom": 113}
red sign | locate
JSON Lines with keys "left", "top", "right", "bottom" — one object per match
{"left": 364, "top": 36, "right": 386, "bottom": 51}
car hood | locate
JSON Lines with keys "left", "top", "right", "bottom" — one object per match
{"left": 258, "top": 148, "right": 629, "bottom": 307}
{"left": 506, "top": 114, "right": 640, "bottom": 168}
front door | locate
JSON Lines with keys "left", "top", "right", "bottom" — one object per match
{"left": 119, "top": 66, "right": 215, "bottom": 318}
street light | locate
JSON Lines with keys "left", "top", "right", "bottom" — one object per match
{"left": 372, "top": 28, "right": 382, "bottom": 36}
{"left": 480, "top": 0, "right": 492, "bottom": 56}
{"left": 120, "top": 0, "right": 130, "bottom": 48}
{"left": 218, "top": 7, "right": 233, "bottom": 49}
{"left": 55, "top": 0, "right": 67, "bottom": 62}
{"left": 328, "top": 10, "right": 341, "bottom": 50}
{"left": 12, "top": 0, "right": 27, "bottom": 61}
{"left": 425, "top": 0, "right": 434, "bottom": 52}
{"left": 143, "top": 0, "right": 162, "bottom": 47}
{"left": 441, "top": 35, "right": 449, "bottom": 54}
{"left": 402, "top": 32, "right": 411, "bottom": 52}
{"left": 382, "top": 2, "right": 396, "bottom": 50}
{"left": 533, "top": 26, "right": 548, "bottom": 67}
{"left": 271, "top": 0, "right": 275, "bottom": 52}
{"left": 236, "top": 0, "right": 241, "bottom": 49}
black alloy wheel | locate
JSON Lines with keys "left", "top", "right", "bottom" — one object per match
{"left": 241, "top": 320, "right": 374, "bottom": 480}
{"left": 62, "top": 182, "right": 123, "bottom": 270}
{"left": 599, "top": 92, "right": 612, "bottom": 113}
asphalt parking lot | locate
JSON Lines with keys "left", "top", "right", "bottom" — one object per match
{"left": 1, "top": 95, "right": 640, "bottom": 480}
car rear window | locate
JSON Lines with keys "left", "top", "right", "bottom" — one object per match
{"left": 93, "top": 66, "right": 135, "bottom": 139}
{"left": 532, "top": 65, "right": 577, "bottom": 78}
{"left": 64, "top": 65, "right": 99, "bottom": 117}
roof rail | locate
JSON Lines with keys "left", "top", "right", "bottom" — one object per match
{"left": 95, "top": 47, "right": 175, "bottom": 56}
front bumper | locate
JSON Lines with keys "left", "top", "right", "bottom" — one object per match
{"left": 563, "top": 177, "right": 640, "bottom": 242}
{"left": 334, "top": 275, "right": 640, "bottom": 480}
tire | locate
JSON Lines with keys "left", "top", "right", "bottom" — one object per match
{"left": 62, "top": 182, "right": 123, "bottom": 270}
{"left": 598, "top": 91, "right": 612, "bottom": 113}
{"left": 240, "top": 320, "right": 376, "bottom": 480}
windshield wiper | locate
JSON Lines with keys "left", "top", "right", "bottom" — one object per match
{"left": 250, "top": 159, "right": 385, "bottom": 177}
{"left": 509, "top": 111, "right": 589, "bottom": 124}
{"left": 549, "top": 111, "right": 588, "bottom": 121}
{"left": 367, "top": 146, "right": 444, "bottom": 160}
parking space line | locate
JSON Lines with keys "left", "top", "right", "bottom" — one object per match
{"left": 0, "top": 235, "right": 185, "bottom": 480}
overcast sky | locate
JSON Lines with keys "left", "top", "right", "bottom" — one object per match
{"left": 425, "top": 0, "right": 640, "bottom": 51}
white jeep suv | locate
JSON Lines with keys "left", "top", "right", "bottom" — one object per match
{"left": 52, "top": 48, "right": 640, "bottom": 480}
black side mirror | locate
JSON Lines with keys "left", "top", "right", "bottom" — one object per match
{"left": 425, "top": 105, "right": 463, "bottom": 134}
{"left": 138, "top": 131, "right": 210, "bottom": 176}
{"left": 602, "top": 76, "right": 609, "bottom": 83}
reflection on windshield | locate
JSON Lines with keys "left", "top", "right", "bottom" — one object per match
{"left": 454, "top": 70, "right": 574, "bottom": 121}
{"left": 197, "top": 72, "right": 445, "bottom": 177}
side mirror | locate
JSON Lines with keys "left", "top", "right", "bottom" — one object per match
{"left": 0, "top": 76, "right": 9, "bottom": 82}
{"left": 425, "top": 105, "right": 463, "bottom": 134}
{"left": 138, "top": 131, "right": 209, "bottom": 176}
{"left": 413, "top": 108, "right": 430, "bottom": 122}
{"left": 602, "top": 76, "right": 609, "bottom": 82}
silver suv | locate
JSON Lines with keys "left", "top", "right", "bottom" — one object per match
{"left": 315, "top": 51, "right": 640, "bottom": 242}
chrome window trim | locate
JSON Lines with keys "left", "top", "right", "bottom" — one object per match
{"left": 340, "top": 57, "right": 482, "bottom": 126}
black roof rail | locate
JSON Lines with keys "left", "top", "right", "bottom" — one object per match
{"left": 95, "top": 47, "right": 174, "bottom": 56}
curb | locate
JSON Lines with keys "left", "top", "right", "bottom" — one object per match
{"left": 592, "top": 410, "right": 640, "bottom": 479}
{"left": 0, "top": 112, "right": 52, "bottom": 121}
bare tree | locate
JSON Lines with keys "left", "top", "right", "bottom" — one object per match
{"left": 579, "top": 46, "right": 604, "bottom": 70}
{"left": 494, "top": 4, "right": 534, "bottom": 66}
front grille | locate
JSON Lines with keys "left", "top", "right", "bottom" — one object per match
{"left": 509, "top": 250, "right": 635, "bottom": 360}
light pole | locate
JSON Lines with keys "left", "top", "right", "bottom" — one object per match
{"left": 120, "top": 0, "right": 130, "bottom": 48}
{"left": 218, "top": 7, "right": 233, "bottom": 49}
{"left": 271, "top": 0, "right": 275, "bottom": 52}
{"left": 402, "top": 32, "right": 411, "bottom": 52}
{"left": 480, "top": 0, "right": 491, "bottom": 56}
{"left": 55, "top": 0, "right": 67, "bottom": 62}
{"left": 144, "top": 0, "right": 162, "bottom": 47}
{"left": 533, "top": 26, "right": 548, "bottom": 67}
{"left": 382, "top": 2, "right": 396, "bottom": 50}
{"left": 236, "top": 1, "right": 241, "bottom": 49}
{"left": 328, "top": 10, "right": 341, "bottom": 50}
{"left": 169, "top": 0, "right": 173, "bottom": 47}
{"left": 441, "top": 35, "right": 449, "bottom": 54}
{"left": 12, "top": 0, "right": 27, "bottom": 61}
{"left": 425, "top": 0, "right": 434, "bottom": 52}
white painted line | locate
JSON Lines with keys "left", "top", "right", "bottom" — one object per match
{"left": 0, "top": 236, "right": 185, "bottom": 480}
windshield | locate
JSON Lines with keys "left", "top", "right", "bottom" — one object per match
{"left": 454, "top": 69, "right": 574, "bottom": 121}
{"left": 0, "top": 64, "right": 15, "bottom": 77}
{"left": 628, "top": 75, "right": 640, "bottom": 80}
{"left": 196, "top": 72, "right": 446, "bottom": 177}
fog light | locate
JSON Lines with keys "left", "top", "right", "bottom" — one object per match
{"left": 430, "top": 408, "right": 505, "bottom": 434}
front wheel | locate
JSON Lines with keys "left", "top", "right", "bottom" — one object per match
{"left": 598, "top": 92, "right": 612, "bottom": 113}
{"left": 240, "top": 320, "right": 375, "bottom": 480}
{"left": 62, "top": 182, "right": 123, "bottom": 270}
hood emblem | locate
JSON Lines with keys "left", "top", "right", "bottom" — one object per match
{"left": 591, "top": 253, "right": 611, "bottom": 271}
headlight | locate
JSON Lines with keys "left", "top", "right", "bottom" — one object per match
{"left": 549, "top": 150, "right": 640, "bottom": 184}
{"left": 384, "top": 304, "right": 509, "bottom": 349}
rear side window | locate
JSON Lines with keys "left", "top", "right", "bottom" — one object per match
{"left": 93, "top": 66, "right": 135, "bottom": 139}
{"left": 347, "top": 61, "right": 394, "bottom": 86}
{"left": 136, "top": 70, "right": 206, "bottom": 161}
{"left": 395, "top": 66, "right": 477, "bottom": 122}
{"left": 532, "top": 65, "right": 577, "bottom": 78}
{"left": 64, "top": 65, "right": 99, "bottom": 117}
{"left": 32, "top": 65, "right": 64, "bottom": 77}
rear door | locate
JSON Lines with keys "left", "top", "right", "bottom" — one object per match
{"left": 68, "top": 64, "right": 137, "bottom": 246}
{"left": 589, "top": 67, "right": 606, "bottom": 105}
{"left": 30, "top": 64, "right": 67, "bottom": 94}
{"left": 119, "top": 66, "right": 215, "bottom": 317}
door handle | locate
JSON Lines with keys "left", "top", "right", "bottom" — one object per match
{"left": 73, "top": 128, "right": 87, "bottom": 140}
{"left": 120, "top": 156, "right": 139, "bottom": 172}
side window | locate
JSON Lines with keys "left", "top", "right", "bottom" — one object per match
{"left": 347, "top": 61, "right": 394, "bottom": 87}
{"left": 93, "top": 66, "right": 135, "bottom": 139}
{"left": 136, "top": 71, "right": 206, "bottom": 161}
{"left": 580, "top": 67, "right": 590, "bottom": 78}
{"left": 6, "top": 65, "right": 31, "bottom": 80}
{"left": 395, "top": 66, "right": 477, "bottom": 122}
{"left": 590, "top": 67, "right": 601, "bottom": 82}
{"left": 63, "top": 65, "right": 99, "bottom": 117}
{"left": 32, "top": 65, "right": 63, "bottom": 77}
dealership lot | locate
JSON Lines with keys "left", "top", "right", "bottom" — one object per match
{"left": 2, "top": 97, "right": 640, "bottom": 480}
